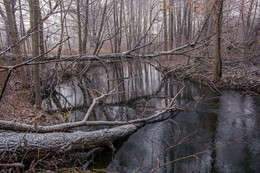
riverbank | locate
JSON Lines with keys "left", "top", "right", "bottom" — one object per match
{"left": 190, "top": 66, "right": 259, "bottom": 93}
{"left": 160, "top": 56, "right": 260, "bottom": 94}
{"left": 1, "top": 57, "right": 259, "bottom": 123}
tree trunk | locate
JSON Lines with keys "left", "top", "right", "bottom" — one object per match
{"left": 169, "top": 0, "right": 175, "bottom": 51}
{"left": 77, "top": 0, "right": 82, "bottom": 54}
{"left": 82, "top": 0, "right": 89, "bottom": 54}
{"left": 93, "top": 0, "right": 108, "bottom": 55}
{"left": 18, "top": 0, "right": 31, "bottom": 54}
{"left": 162, "top": 0, "right": 169, "bottom": 61}
{"left": 0, "top": 124, "right": 138, "bottom": 161}
{"left": 213, "top": 0, "right": 223, "bottom": 83}
{"left": 0, "top": 59, "right": 4, "bottom": 89}
{"left": 3, "top": 0, "right": 27, "bottom": 87}
{"left": 29, "top": 0, "right": 42, "bottom": 109}
{"left": 176, "top": 0, "right": 182, "bottom": 47}
{"left": 163, "top": 0, "right": 168, "bottom": 53}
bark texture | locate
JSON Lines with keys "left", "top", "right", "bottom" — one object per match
{"left": 213, "top": 0, "right": 223, "bottom": 82}
{"left": 0, "top": 124, "right": 137, "bottom": 160}
{"left": 29, "top": 0, "right": 42, "bottom": 109}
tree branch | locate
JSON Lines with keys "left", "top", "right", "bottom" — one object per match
{"left": 82, "top": 89, "right": 115, "bottom": 121}
{"left": 0, "top": 38, "right": 70, "bottom": 102}
{"left": 0, "top": 0, "right": 60, "bottom": 57}
{"left": 0, "top": 84, "right": 184, "bottom": 133}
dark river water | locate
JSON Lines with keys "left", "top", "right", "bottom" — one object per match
{"left": 105, "top": 91, "right": 260, "bottom": 173}
{"left": 48, "top": 61, "right": 260, "bottom": 173}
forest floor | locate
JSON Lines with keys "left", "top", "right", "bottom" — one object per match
{"left": 160, "top": 56, "right": 260, "bottom": 95}
{"left": 0, "top": 74, "right": 66, "bottom": 124}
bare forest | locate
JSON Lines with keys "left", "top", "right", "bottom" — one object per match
{"left": 0, "top": 0, "right": 259, "bottom": 172}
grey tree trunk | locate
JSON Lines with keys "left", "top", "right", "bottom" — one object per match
{"left": 163, "top": 0, "right": 168, "bottom": 53}
{"left": 0, "top": 124, "right": 138, "bottom": 161}
{"left": 213, "top": 0, "right": 223, "bottom": 82}
{"left": 82, "top": 0, "right": 89, "bottom": 54}
{"left": 169, "top": 0, "right": 175, "bottom": 51}
{"left": 29, "top": 0, "right": 42, "bottom": 109}
{"left": 77, "top": 0, "right": 82, "bottom": 54}
{"left": 3, "top": 0, "right": 27, "bottom": 87}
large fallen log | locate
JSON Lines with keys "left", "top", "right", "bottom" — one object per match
{"left": 0, "top": 84, "right": 182, "bottom": 163}
{"left": 0, "top": 124, "right": 138, "bottom": 161}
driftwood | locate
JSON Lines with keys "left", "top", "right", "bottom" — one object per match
{"left": 0, "top": 124, "right": 138, "bottom": 161}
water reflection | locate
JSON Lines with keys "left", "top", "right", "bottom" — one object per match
{"left": 105, "top": 86, "right": 260, "bottom": 173}
{"left": 43, "top": 61, "right": 260, "bottom": 172}
{"left": 44, "top": 61, "right": 162, "bottom": 110}
{"left": 107, "top": 121, "right": 178, "bottom": 173}
{"left": 215, "top": 92, "right": 260, "bottom": 173}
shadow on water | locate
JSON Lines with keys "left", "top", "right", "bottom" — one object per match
{"left": 45, "top": 60, "right": 260, "bottom": 172}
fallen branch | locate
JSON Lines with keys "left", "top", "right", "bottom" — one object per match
{"left": 0, "top": 84, "right": 184, "bottom": 133}
{"left": 0, "top": 107, "right": 177, "bottom": 133}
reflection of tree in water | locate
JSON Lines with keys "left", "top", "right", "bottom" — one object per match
{"left": 215, "top": 92, "right": 259, "bottom": 173}
{"left": 107, "top": 121, "right": 178, "bottom": 173}
{"left": 105, "top": 88, "right": 260, "bottom": 173}
{"left": 39, "top": 60, "right": 260, "bottom": 172}
{"left": 45, "top": 61, "right": 162, "bottom": 110}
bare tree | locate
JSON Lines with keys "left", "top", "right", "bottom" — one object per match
{"left": 18, "top": 0, "right": 31, "bottom": 54}
{"left": 163, "top": 0, "right": 168, "bottom": 53}
{"left": 93, "top": 0, "right": 108, "bottom": 55}
{"left": 77, "top": 0, "right": 82, "bottom": 54}
{"left": 213, "top": 0, "right": 223, "bottom": 82}
{"left": 2, "top": 0, "right": 27, "bottom": 86}
{"left": 82, "top": 0, "right": 89, "bottom": 54}
{"left": 29, "top": 0, "right": 42, "bottom": 109}
{"left": 169, "top": 0, "right": 175, "bottom": 51}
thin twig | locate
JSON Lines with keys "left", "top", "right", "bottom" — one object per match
{"left": 0, "top": 1, "right": 60, "bottom": 57}
{"left": 0, "top": 83, "right": 184, "bottom": 133}
{"left": 0, "top": 70, "right": 12, "bottom": 101}
{"left": 0, "top": 38, "right": 70, "bottom": 102}
{"left": 83, "top": 89, "right": 115, "bottom": 121}
{"left": 151, "top": 135, "right": 245, "bottom": 172}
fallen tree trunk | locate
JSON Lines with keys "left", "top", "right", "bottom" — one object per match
{"left": 0, "top": 124, "right": 138, "bottom": 161}
{"left": 0, "top": 82, "right": 182, "bottom": 163}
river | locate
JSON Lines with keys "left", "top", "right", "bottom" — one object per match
{"left": 47, "top": 60, "right": 260, "bottom": 173}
